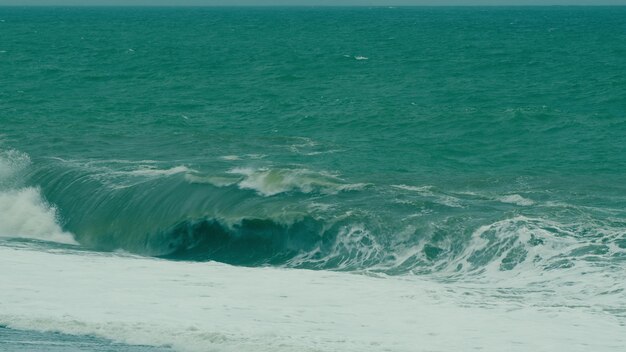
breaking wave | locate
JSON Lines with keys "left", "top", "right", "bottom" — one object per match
{"left": 0, "top": 150, "right": 76, "bottom": 245}
{"left": 1, "top": 148, "right": 624, "bottom": 284}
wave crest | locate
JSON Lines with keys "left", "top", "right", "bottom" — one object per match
{"left": 190, "top": 167, "right": 368, "bottom": 196}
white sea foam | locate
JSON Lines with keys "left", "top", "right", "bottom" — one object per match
{"left": 70, "top": 161, "right": 196, "bottom": 189}
{"left": 497, "top": 194, "right": 535, "bottom": 206}
{"left": 391, "top": 184, "right": 433, "bottom": 192}
{"left": 288, "top": 139, "right": 341, "bottom": 156}
{"left": 304, "top": 224, "right": 383, "bottom": 270}
{"left": 1, "top": 245, "right": 624, "bottom": 352}
{"left": 220, "top": 154, "right": 266, "bottom": 160}
{"left": 0, "top": 149, "right": 31, "bottom": 182}
{"left": 392, "top": 184, "right": 463, "bottom": 208}
{"left": 286, "top": 137, "right": 322, "bottom": 155}
{"left": 95, "top": 159, "right": 160, "bottom": 165}
{"left": 449, "top": 216, "right": 582, "bottom": 275}
{"left": 46, "top": 158, "right": 192, "bottom": 188}
{"left": 354, "top": 56, "right": 369, "bottom": 60}
{"left": 220, "top": 155, "right": 241, "bottom": 161}
{"left": 246, "top": 154, "right": 266, "bottom": 159}
{"left": 123, "top": 165, "right": 194, "bottom": 177}
{"left": 226, "top": 167, "right": 367, "bottom": 196}
{"left": 440, "top": 216, "right": 626, "bottom": 309}
{"left": 0, "top": 188, "right": 77, "bottom": 245}
{"left": 306, "top": 202, "right": 336, "bottom": 212}
{"left": 0, "top": 149, "right": 76, "bottom": 245}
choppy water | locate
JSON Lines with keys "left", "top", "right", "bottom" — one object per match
{"left": 1, "top": 6, "right": 625, "bottom": 351}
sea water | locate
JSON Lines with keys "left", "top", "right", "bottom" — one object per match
{"left": 1, "top": 6, "right": 625, "bottom": 351}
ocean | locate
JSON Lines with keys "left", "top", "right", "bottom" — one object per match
{"left": 1, "top": 6, "right": 625, "bottom": 351}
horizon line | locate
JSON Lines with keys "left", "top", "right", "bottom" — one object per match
{"left": 1, "top": 4, "right": 626, "bottom": 7}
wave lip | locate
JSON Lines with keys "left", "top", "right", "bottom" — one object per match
{"left": 217, "top": 167, "right": 368, "bottom": 196}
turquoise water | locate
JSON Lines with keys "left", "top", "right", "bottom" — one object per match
{"left": 0, "top": 326, "right": 171, "bottom": 352}
{"left": 1, "top": 7, "right": 625, "bottom": 351}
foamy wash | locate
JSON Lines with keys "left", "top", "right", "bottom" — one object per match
{"left": 1, "top": 6, "right": 625, "bottom": 352}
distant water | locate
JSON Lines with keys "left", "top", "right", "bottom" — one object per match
{"left": 1, "top": 6, "right": 625, "bottom": 352}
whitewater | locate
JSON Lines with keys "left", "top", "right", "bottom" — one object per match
{"left": 1, "top": 243, "right": 624, "bottom": 352}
